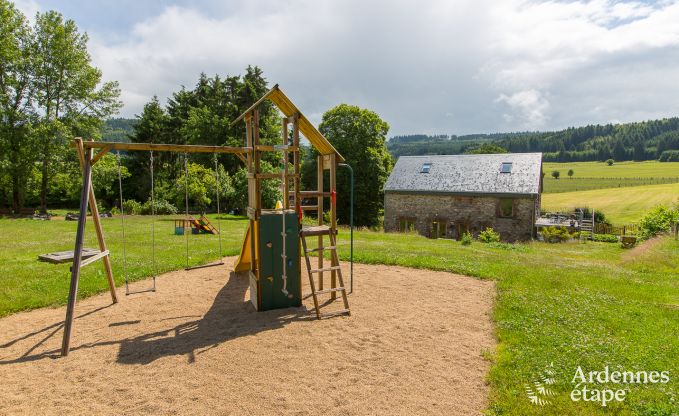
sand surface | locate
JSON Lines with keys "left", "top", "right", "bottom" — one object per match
{"left": 0, "top": 258, "right": 495, "bottom": 415}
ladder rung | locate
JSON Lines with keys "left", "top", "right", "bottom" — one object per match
{"left": 290, "top": 191, "right": 332, "bottom": 197}
{"left": 309, "top": 266, "right": 341, "bottom": 273}
{"left": 300, "top": 225, "right": 334, "bottom": 236}
{"left": 306, "top": 246, "right": 336, "bottom": 253}
{"left": 321, "top": 309, "right": 350, "bottom": 318}
{"left": 301, "top": 205, "right": 319, "bottom": 211}
{"left": 315, "top": 287, "right": 345, "bottom": 295}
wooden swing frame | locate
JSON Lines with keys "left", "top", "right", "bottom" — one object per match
{"left": 61, "top": 84, "right": 344, "bottom": 356}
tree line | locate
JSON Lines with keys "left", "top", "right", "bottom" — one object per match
{"left": 388, "top": 119, "right": 679, "bottom": 162}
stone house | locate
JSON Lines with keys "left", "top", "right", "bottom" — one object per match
{"left": 383, "top": 153, "right": 543, "bottom": 241}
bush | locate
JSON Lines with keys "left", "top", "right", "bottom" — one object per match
{"left": 540, "top": 226, "right": 573, "bottom": 243}
{"left": 637, "top": 205, "right": 679, "bottom": 240}
{"left": 122, "top": 199, "right": 142, "bottom": 215}
{"left": 658, "top": 150, "right": 679, "bottom": 162}
{"left": 592, "top": 233, "right": 619, "bottom": 243}
{"left": 478, "top": 227, "right": 500, "bottom": 243}
{"left": 606, "top": 159, "right": 614, "bottom": 166}
{"left": 461, "top": 231, "right": 473, "bottom": 246}
{"left": 140, "top": 198, "right": 178, "bottom": 215}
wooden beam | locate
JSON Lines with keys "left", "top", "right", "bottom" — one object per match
{"left": 231, "top": 84, "right": 280, "bottom": 126}
{"left": 78, "top": 140, "right": 250, "bottom": 155}
{"left": 74, "top": 139, "right": 118, "bottom": 305}
{"left": 91, "top": 145, "right": 112, "bottom": 165}
{"left": 76, "top": 250, "right": 110, "bottom": 269}
{"left": 61, "top": 144, "right": 94, "bottom": 357}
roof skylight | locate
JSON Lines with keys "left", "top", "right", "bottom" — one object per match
{"left": 500, "top": 162, "right": 513, "bottom": 173}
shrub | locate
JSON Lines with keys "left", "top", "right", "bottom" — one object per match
{"left": 122, "top": 199, "right": 142, "bottom": 215}
{"left": 461, "top": 231, "right": 473, "bottom": 246}
{"left": 540, "top": 226, "right": 573, "bottom": 243}
{"left": 140, "top": 198, "right": 178, "bottom": 215}
{"left": 658, "top": 150, "right": 679, "bottom": 162}
{"left": 637, "top": 205, "right": 679, "bottom": 240}
{"left": 606, "top": 159, "right": 614, "bottom": 166}
{"left": 592, "top": 233, "right": 619, "bottom": 243}
{"left": 478, "top": 227, "right": 501, "bottom": 243}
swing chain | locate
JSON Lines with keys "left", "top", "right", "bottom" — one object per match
{"left": 116, "top": 151, "right": 129, "bottom": 294}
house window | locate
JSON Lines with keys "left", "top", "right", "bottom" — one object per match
{"left": 500, "top": 162, "right": 513, "bottom": 173}
{"left": 498, "top": 198, "right": 514, "bottom": 218}
{"left": 420, "top": 163, "right": 432, "bottom": 173}
{"left": 399, "top": 218, "right": 415, "bottom": 232}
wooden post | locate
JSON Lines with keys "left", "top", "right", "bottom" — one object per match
{"left": 317, "top": 155, "right": 324, "bottom": 291}
{"left": 61, "top": 146, "right": 94, "bottom": 356}
{"left": 282, "top": 118, "right": 289, "bottom": 209}
{"left": 292, "top": 114, "right": 300, "bottom": 212}
{"left": 74, "top": 139, "right": 118, "bottom": 304}
{"left": 329, "top": 153, "right": 337, "bottom": 300}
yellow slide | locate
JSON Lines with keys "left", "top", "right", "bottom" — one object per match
{"left": 234, "top": 221, "right": 258, "bottom": 272}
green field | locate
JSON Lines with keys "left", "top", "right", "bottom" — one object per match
{"left": 542, "top": 182, "right": 679, "bottom": 224}
{"left": 542, "top": 161, "right": 679, "bottom": 193}
{"left": 1, "top": 215, "right": 677, "bottom": 414}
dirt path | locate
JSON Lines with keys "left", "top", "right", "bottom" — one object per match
{"left": 0, "top": 258, "right": 495, "bottom": 415}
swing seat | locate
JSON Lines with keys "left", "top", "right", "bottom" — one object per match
{"left": 39, "top": 248, "right": 101, "bottom": 264}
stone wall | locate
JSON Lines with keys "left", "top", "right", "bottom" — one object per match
{"left": 384, "top": 192, "right": 538, "bottom": 242}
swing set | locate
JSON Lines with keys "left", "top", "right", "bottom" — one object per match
{"left": 60, "top": 85, "right": 351, "bottom": 356}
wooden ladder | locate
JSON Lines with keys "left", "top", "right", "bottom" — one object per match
{"left": 300, "top": 225, "right": 350, "bottom": 319}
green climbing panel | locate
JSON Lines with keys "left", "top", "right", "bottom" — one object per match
{"left": 253, "top": 210, "right": 301, "bottom": 311}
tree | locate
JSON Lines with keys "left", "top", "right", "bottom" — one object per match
{"left": 304, "top": 104, "right": 392, "bottom": 227}
{"left": 31, "top": 11, "right": 121, "bottom": 211}
{"left": 464, "top": 143, "right": 508, "bottom": 154}
{"left": 567, "top": 169, "right": 574, "bottom": 179}
{"left": 606, "top": 159, "right": 614, "bottom": 166}
{"left": 0, "top": 1, "right": 36, "bottom": 210}
{"left": 551, "top": 170, "right": 560, "bottom": 179}
{"left": 174, "top": 162, "right": 234, "bottom": 212}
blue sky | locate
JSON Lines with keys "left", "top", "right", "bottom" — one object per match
{"left": 14, "top": 0, "right": 679, "bottom": 136}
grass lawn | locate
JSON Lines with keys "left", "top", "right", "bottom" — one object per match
{"left": 541, "top": 182, "right": 679, "bottom": 224}
{"left": 0, "top": 214, "right": 248, "bottom": 316}
{"left": 542, "top": 161, "right": 679, "bottom": 193}
{"left": 1, "top": 215, "right": 677, "bottom": 414}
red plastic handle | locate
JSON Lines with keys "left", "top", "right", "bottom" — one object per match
{"left": 331, "top": 190, "right": 337, "bottom": 205}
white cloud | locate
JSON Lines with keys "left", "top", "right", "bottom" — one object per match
{"left": 34, "top": 0, "right": 679, "bottom": 134}
{"left": 496, "top": 90, "right": 551, "bottom": 129}
{"left": 13, "top": 0, "right": 40, "bottom": 21}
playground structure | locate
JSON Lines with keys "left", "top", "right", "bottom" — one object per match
{"left": 174, "top": 216, "right": 220, "bottom": 235}
{"left": 61, "top": 85, "right": 350, "bottom": 356}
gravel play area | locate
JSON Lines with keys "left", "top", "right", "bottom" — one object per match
{"left": 0, "top": 258, "right": 495, "bottom": 415}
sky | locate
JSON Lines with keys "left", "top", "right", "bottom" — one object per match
{"left": 13, "top": 0, "right": 679, "bottom": 136}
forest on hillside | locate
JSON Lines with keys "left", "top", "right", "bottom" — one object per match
{"left": 388, "top": 119, "right": 679, "bottom": 162}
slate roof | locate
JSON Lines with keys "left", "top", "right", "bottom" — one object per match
{"left": 384, "top": 153, "right": 542, "bottom": 196}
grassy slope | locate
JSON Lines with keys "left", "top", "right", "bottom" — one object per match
{"left": 542, "top": 161, "right": 679, "bottom": 193}
{"left": 1, "top": 216, "right": 677, "bottom": 414}
{"left": 541, "top": 182, "right": 679, "bottom": 223}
